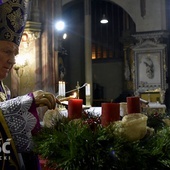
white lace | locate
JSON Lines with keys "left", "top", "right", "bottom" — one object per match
{"left": 0, "top": 94, "right": 37, "bottom": 152}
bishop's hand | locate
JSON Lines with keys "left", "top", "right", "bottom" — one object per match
{"left": 33, "top": 90, "right": 60, "bottom": 110}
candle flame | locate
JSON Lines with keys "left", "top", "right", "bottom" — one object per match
{"left": 71, "top": 92, "right": 77, "bottom": 98}
{"left": 58, "top": 93, "right": 77, "bottom": 102}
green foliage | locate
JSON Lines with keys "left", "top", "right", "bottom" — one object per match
{"left": 33, "top": 114, "right": 170, "bottom": 170}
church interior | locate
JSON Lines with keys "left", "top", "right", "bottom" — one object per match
{"left": 2, "top": 0, "right": 170, "bottom": 169}
{"left": 4, "top": 0, "right": 170, "bottom": 110}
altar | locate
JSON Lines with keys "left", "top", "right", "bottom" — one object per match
{"left": 59, "top": 106, "right": 102, "bottom": 117}
{"left": 146, "top": 102, "right": 166, "bottom": 115}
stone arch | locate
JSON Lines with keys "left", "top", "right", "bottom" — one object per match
{"left": 62, "top": 0, "right": 167, "bottom": 32}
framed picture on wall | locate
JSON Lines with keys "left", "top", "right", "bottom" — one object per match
{"left": 133, "top": 40, "right": 167, "bottom": 93}
{"left": 136, "top": 51, "right": 161, "bottom": 88}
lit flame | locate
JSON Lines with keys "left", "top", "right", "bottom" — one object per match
{"left": 59, "top": 92, "right": 77, "bottom": 102}
{"left": 71, "top": 92, "right": 77, "bottom": 98}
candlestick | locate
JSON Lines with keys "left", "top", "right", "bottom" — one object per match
{"left": 63, "top": 81, "right": 65, "bottom": 96}
{"left": 85, "top": 83, "right": 91, "bottom": 106}
{"left": 58, "top": 81, "right": 65, "bottom": 97}
{"left": 85, "top": 83, "right": 90, "bottom": 96}
{"left": 58, "top": 81, "right": 62, "bottom": 96}
{"left": 120, "top": 102, "right": 127, "bottom": 117}
{"left": 58, "top": 81, "right": 66, "bottom": 110}
{"left": 68, "top": 99, "right": 83, "bottom": 119}
{"left": 101, "top": 103, "right": 120, "bottom": 127}
{"left": 76, "top": 81, "right": 80, "bottom": 99}
{"left": 86, "top": 95, "right": 91, "bottom": 107}
{"left": 127, "top": 96, "right": 140, "bottom": 114}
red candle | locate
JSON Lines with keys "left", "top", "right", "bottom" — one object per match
{"left": 101, "top": 103, "right": 120, "bottom": 127}
{"left": 127, "top": 96, "right": 140, "bottom": 114}
{"left": 68, "top": 99, "right": 83, "bottom": 119}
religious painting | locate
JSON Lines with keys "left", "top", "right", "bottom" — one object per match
{"left": 132, "top": 39, "right": 167, "bottom": 93}
{"left": 136, "top": 51, "right": 161, "bottom": 89}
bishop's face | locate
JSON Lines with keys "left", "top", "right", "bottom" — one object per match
{"left": 0, "top": 41, "right": 18, "bottom": 80}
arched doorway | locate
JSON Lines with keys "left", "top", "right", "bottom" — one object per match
{"left": 61, "top": 0, "right": 136, "bottom": 105}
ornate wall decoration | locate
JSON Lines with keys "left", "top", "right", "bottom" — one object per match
{"left": 132, "top": 32, "right": 168, "bottom": 94}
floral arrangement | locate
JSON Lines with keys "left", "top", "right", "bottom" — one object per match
{"left": 33, "top": 111, "right": 170, "bottom": 170}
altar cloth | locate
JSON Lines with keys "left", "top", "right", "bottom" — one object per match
{"left": 59, "top": 107, "right": 102, "bottom": 117}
